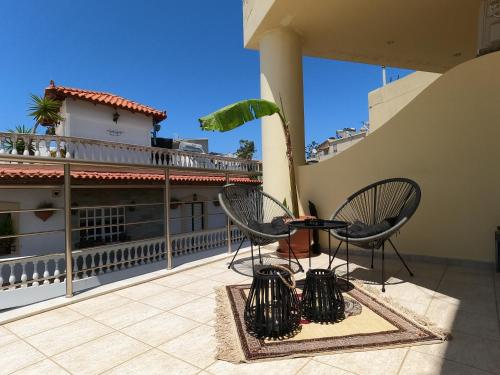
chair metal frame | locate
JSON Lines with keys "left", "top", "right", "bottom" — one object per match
{"left": 328, "top": 178, "right": 421, "bottom": 292}
{"left": 218, "top": 184, "right": 301, "bottom": 273}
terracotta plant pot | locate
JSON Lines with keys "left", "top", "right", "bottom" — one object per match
{"left": 34, "top": 210, "right": 54, "bottom": 222}
{"left": 277, "top": 215, "right": 315, "bottom": 259}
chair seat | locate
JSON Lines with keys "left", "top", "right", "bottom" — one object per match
{"left": 335, "top": 220, "right": 392, "bottom": 239}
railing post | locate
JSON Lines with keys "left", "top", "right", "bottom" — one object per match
{"left": 64, "top": 163, "right": 73, "bottom": 298}
{"left": 225, "top": 173, "right": 232, "bottom": 254}
{"left": 164, "top": 168, "right": 172, "bottom": 270}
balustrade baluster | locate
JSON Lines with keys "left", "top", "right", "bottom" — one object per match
{"left": 20, "top": 262, "right": 28, "bottom": 287}
{"left": 43, "top": 261, "right": 50, "bottom": 284}
{"left": 32, "top": 261, "right": 39, "bottom": 287}
{"left": 8, "top": 265, "right": 15, "bottom": 289}
{"left": 53, "top": 260, "right": 61, "bottom": 283}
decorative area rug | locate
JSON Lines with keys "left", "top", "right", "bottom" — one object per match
{"left": 215, "top": 279, "right": 448, "bottom": 363}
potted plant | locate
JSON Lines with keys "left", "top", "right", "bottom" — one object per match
{"left": 34, "top": 201, "right": 54, "bottom": 221}
{"left": 0, "top": 215, "right": 15, "bottom": 255}
{"left": 200, "top": 99, "right": 314, "bottom": 257}
{"left": 28, "top": 91, "right": 64, "bottom": 134}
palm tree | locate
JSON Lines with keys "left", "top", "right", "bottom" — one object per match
{"left": 5, "top": 125, "right": 35, "bottom": 154}
{"left": 28, "top": 94, "right": 63, "bottom": 134}
{"left": 199, "top": 99, "right": 299, "bottom": 217}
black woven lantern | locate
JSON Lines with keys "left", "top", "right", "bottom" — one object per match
{"left": 301, "top": 268, "right": 345, "bottom": 323}
{"left": 244, "top": 266, "right": 301, "bottom": 338}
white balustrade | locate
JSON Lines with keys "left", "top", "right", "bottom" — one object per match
{"left": 0, "top": 132, "right": 262, "bottom": 173}
{"left": 0, "top": 226, "right": 245, "bottom": 292}
{"left": 0, "top": 253, "right": 66, "bottom": 291}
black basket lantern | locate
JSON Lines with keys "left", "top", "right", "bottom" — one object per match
{"left": 244, "top": 266, "right": 301, "bottom": 338}
{"left": 301, "top": 268, "right": 345, "bottom": 323}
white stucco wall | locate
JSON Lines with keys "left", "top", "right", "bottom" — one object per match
{"left": 0, "top": 185, "right": 227, "bottom": 258}
{"left": 57, "top": 100, "right": 154, "bottom": 146}
{"left": 0, "top": 189, "right": 65, "bottom": 258}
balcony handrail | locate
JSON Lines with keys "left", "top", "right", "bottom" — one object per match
{"left": 0, "top": 132, "right": 262, "bottom": 174}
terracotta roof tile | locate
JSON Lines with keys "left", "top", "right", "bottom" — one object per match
{"left": 44, "top": 80, "right": 167, "bottom": 122}
{"left": 0, "top": 166, "right": 259, "bottom": 185}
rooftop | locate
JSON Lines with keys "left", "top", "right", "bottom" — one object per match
{"left": 45, "top": 81, "right": 167, "bottom": 122}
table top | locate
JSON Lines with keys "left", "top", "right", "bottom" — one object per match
{"left": 288, "top": 219, "right": 349, "bottom": 230}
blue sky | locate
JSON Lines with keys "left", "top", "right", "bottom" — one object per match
{"left": 0, "top": 0, "right": 411, "bottom": 158}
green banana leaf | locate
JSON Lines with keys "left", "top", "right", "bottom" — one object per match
{"left": 199, "top": 99, "right": 281, "bottom": 132}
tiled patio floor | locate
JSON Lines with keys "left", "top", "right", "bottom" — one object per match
{"left": 1, "top": 250, "right": 499, "bottom": 375}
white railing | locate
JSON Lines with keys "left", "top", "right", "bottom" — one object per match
{"left": 0, "top": 226, "right": 245, "bottom": 291}
{"left": 0, "top": 253, "right": 66, "bottom": 291}
{"left": 0, "top": 133, "right": 262, "bottom": 173}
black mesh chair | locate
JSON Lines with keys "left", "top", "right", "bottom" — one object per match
{"left": 219, "top": 184, "right": 301, "bottom": 273}
{"left": 329, "top": 178, "right": 421, "bottom": 292}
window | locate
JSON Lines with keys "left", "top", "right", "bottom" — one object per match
{"left": 79, "top": 207, "right": 125, "bottom": 243}
{"left": 190, "top": 202, "right": 204, "bottom": 231}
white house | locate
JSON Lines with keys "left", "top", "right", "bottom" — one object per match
{"left": 0, "top": 83, "right": 259, "bottom": 307}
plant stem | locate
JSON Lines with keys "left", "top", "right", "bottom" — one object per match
{"left": 278, "top": 113, "right": 299, "bottom": 218}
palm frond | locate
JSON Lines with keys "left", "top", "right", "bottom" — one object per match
{"left": 28, "top": 94, "right": 64, "bottom": 126}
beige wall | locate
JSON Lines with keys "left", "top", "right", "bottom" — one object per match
{"left": 368, "top": 72, "right": 441, "bottom": 132}
{"left": 298, "top": 51, "right": 500, "bottom": 263}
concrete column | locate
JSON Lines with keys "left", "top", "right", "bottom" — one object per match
{"left": 259, "top": 28, "right": 305, "bottom": 209}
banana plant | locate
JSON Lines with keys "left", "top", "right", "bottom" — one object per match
{"left": 199, "top": 99, "right": 299, "bottom": 217}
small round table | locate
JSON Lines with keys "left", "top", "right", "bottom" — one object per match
{"left": 287, "top": 219, "right": 350, "bottom": 281}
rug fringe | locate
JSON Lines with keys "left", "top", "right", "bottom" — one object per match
{"left": 350, "top": 280, "right": 451, "bottom": 341}
{"left": 214, "top": 286, "right": 245, "bottom": 363}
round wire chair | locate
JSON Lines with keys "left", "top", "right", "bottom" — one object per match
{"left": 219, "top": 184, "right": 299, "bottom": 273}
{"left": 329, "top": 178, "right": 421, "bottom": 291}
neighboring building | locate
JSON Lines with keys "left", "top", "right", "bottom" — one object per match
{"left": 312, "top": 128, "right": 368, "bottom": 162}
{"left": 46, "top": 81, "right": 167, "bottom": 146}
{"left": 0, "top": 82, "right": 260, "bottom": 308}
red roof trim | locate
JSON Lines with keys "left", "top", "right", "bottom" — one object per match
{"left": 45, "top": 81, "right": 167, "bottom": 122}
{"left": 0, "top": 166, "right": 260, "bottom": 185}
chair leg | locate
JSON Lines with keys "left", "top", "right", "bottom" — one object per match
{"left": 287, "top": 238, "right": 304, "bottom": 273}
{"left": 381, "top": 241, "right": 385, "bottom": 293}
{"left": 251, "top": 243, "right": 255, "bottom": 276}
{"left": 371, "top": 245, "right": 374, "bottom": 269}
{"left": 328, "top": 241, "right": 343, "bottom": 269}
{"left": 388, "top": 238, "right": 414, "bottom": 277}
{"left": 258, "top": 245, "right": 263, "bottom": 264}
{"left": 227, "top": 238, "right": 245, "bottom": 269}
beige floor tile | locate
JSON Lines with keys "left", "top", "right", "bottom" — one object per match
{"left": 0, "top": 326, "right": 18, "bottom": 347}
{"left": 412, "top": 331, "right": 500, "bottom": 374}
{"left": 140, "top": 288, "right": 201, "bottom": 311}
{"left": 158, "top": 325, "right": 216, "bottom": 368}
{"left": 389, "top": 297, "right": 430, "bottom": 316}
{"left": 207, "top": 270, "right": 250, "bottom": 284}
{"left": 25, "top": 318, "right": 113, "bottom": 357}
{"left": 0, "top": 339, "right": 45, "bottom": 374}
{"left": 121, "top": 311, "right": 199, "bottom": 346}
{"left": 184, "top": 265, "right": 227, "bottom": 278}
{"left": 151, "top": 272, "right": 200, "bottom": 288}
{"left": 399, "top": 350, "right": 490, "bottom": 375}
{"left": 426, "top": 298, "right": 500, "bottom": 339}
{"left": 52, "top": 332, "right": 149, "bottom": 375}
{"left": 12, "top": 359, "right": 70, "bottom": 375}
{"left": 171, "top": 297, "right": 216, "bottom": 323}
{"left": 440, "top": 268, "right": 493, "bottom": 287}
{"left": 178, "top": 279, "right": 224, "bottom": 296}
{"left": 102, "top": 348, "right": 199, "bottom": 374}
{"left": 315, "top": 347, "right": 408, "bottom": 375}
{"left": 5, "top": 307, "right": 83, "bottom": 338}
{"left": 92, "top": 301, "right": 162, "bottom": 329}
{"left": 113, "top": 282, "right": 169, "bottom": 301}
{"left": 298, "top": 359, "right": 355, "bottom": 374}
{"left": 206, "top": 357, "right": 309, "bottom": 375}
{"left": 67, "top": 293, "right": 132, "bottom": 316}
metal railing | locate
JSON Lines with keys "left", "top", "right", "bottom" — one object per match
{"left": 0, "top": 145, "right": 260, "bottom": 301}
